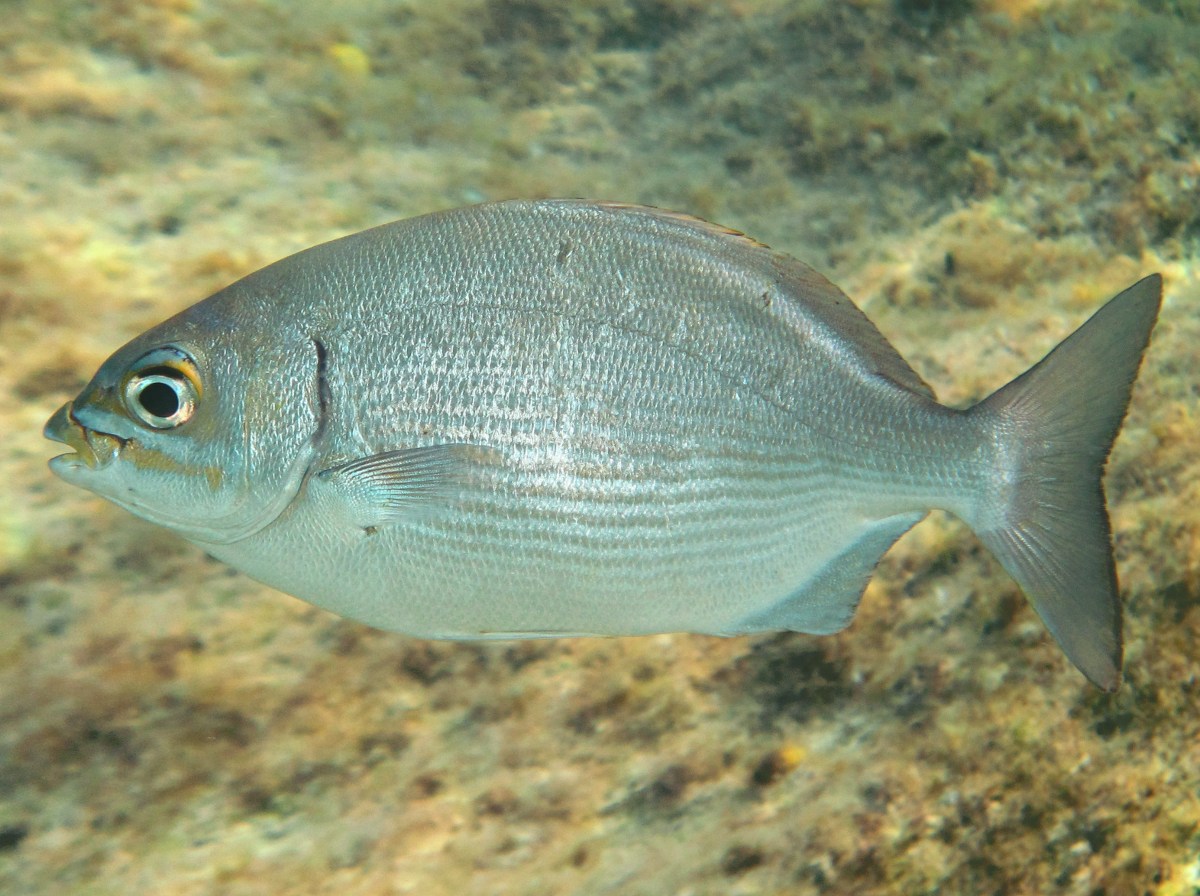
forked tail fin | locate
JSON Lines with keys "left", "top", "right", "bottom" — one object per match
{"left": 967, "top": 275, "right": 1162, "bottom": 690}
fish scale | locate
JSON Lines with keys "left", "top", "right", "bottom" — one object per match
{"left": 45, "top": 199, "right": 1162, "bottom": 689}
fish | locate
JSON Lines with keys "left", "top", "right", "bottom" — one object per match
{"left": 44, "top": 199, "right": 1162, "bottom": 690}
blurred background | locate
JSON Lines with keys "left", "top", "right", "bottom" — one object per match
{"left": 1, "top": 1, "right": 1198, "bottom": 893}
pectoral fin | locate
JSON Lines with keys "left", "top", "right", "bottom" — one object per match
{"left": 310, "top": 444, "right": 474, "bottom": 530}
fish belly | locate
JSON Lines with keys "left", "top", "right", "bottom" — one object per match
{"left": 208, "top": 454, "right": 897, "bottom": 639}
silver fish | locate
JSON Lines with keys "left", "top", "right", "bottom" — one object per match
{"left": 45, "top": 200, "right": 1161, "bottom": 689}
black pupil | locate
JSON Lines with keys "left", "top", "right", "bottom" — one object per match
{"left": 139, "top": 380, "right": 180, "bottom": 419}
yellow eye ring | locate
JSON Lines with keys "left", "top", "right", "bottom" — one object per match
{"left": 122, "top": 347, "right": 202, "bottom": 429}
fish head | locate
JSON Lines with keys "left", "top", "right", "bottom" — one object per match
{"left": 45, "top": 294, "right": 324, "bottom": 545}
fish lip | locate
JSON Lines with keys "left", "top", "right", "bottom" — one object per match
{"left": 44, "top": 401, "right": 126, "bottom": 471}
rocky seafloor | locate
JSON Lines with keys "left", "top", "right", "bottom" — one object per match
{"left": 1, "top": 1, "right": 1198, "bottom": 893}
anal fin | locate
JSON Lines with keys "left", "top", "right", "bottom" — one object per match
{"left": 728, "top": 512, "right": 924, "bottom": 635}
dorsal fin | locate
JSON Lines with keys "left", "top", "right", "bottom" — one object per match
{"left": 583, "top": 200, "right": 937, "bottom": 401}
{"left": 766, "top": 252, "right": 937, "bottom": 399}
{"left": 592, "top": 200, "right": 772, "bottom": 249}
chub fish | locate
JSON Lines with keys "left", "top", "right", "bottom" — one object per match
{"left": 44, "top": 200, "right": 1161, "bottom": 689}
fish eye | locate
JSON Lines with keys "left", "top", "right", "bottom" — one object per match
{"left": 122, "top": 348, "right": 202, "bottom": 429}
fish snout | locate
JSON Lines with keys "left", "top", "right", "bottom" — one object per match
{"left": 45, "top": 401, "right": 123, "bottom": 471}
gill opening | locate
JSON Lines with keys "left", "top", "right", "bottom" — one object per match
{"left": 312, "top": 336, "right": 332, "bottom": 450}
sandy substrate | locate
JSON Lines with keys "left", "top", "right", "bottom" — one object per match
{"left": 1, "top": 1, "right": 1198, "bottom": 893}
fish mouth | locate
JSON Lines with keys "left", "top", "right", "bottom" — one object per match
{"left": 44, "top": 402, "right": 126, "bottom": 471}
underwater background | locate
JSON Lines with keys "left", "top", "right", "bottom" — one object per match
{"left": 1, "top": 0, "right": 1198, "bottom": 893}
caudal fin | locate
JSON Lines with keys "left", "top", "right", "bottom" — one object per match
{"left": 968, "top": 275, "right": 1162, "bottom": 690}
